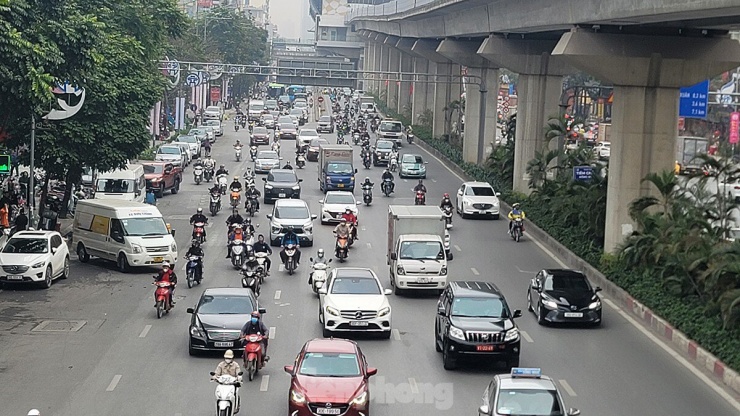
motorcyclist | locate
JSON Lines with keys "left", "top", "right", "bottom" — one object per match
{"left": 203, "top": 155, "right": 216, "bottom": 170}
{"left": 226, "top": 224, "right": 246, "bottom": 258}
{"left": 216, "top": 164, "right": 229, "bottom": 177}
{"left": 508, "top": 203, "right": 526, "bottom": 234}
{"left": 230, "top": 176, "right": 243, "bottom": 192}
{"left": 154, "top": 261, "right": 177, "bottom": 306}
{"left": 234, "top": 140, "right": 243, "bottom": 149}
{"left": 211, "top": 350, "right": 242, "bottom": 412}
{"left": 245, "top": 184, "right": 261, "bottom": 212}
{"left": 361, "top": 177, "right": 374, "bottom": 189}
{"left": 240, "top": 311, "right": 270, "bottom": 367}
{"left": 333, "top": 218, "right": 351, "bottom": 239}
{"left": 185, "top": 240, "right": 205, "bottom": 280}
{"left": 341, "top": 208, "right": 358, "bottom": 240}
{"left": 253, "top": 234, "right": 272, "bottom": 275}
{"left": 189, "top": 208, "right": 209, "bottom": 241}
{"left": 243, "top": 217, "right": 256, "bottom": 237}
{"left": 202, "top": 138, "right": 212, "bottom": 157}
{"left": 440, "top": 193, "right": 453, "bottom": 210}
{"left": 282, "top": 160, "right": 293, "bottom": 170}
{"left": 242, "top": 254, "right": 262, "bottom": 287}
{"left": 381, "top": 169, "right": 395, "bottom": 193}
{"left": 308, "top": 248, "right": 327, "bottom": 284}
{"left": 413, "top": 179, "right": 427, "bottom": 193}
{"left": 209, "top": 182, "right": 221, "bottom": 195}
{"left": 226, "top": 208, "right": 245, "bottom": 230}
{"left": 279, "top": 228, "right": 301, "bottom": 265}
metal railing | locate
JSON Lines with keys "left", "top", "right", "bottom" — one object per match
{"left": 345, "top": 0, "right": 448, "bottom": 22}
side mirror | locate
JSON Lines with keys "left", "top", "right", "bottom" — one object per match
{"left": 283, "top": 365, "right": 294, "bottom": 374}
{"left": 513, "top": 310, "right": 522, "bottom": 318}
{"left": 568, "top": 409, "right": 580, "bottom": 416}
{"left": 309, "top": 257, "right": 314, "bottom": 262}
{"left": 595, "top": 286, "right": 602, "bottom": 293}
{"left": 186, "top": 308, "right": 195, "bottom": 313}
{"left": 262, "top": 178, "right": 267, "bottom": 182}
{"left": 311, "top": 214, "right": 317, "bottom": 220}
{"left": 298, "top": 179, "right": 303, "bottom": 182}
{"left": 356, "top": 201, "right": 361, "bottom": 205}
{"left": 279, "top": 157, "right": 284, "bottom": 160}
{"left": 478, "top": 405, "right": 490, "bottom": 415}
{"left": 354, "top": 169, "right": 358, "bottom": 173}
{"left": 366, "top": 367, "right": 378, "bottom": 377}
{"left": 51, "top": 247, "right": 57, "bottom": 254}
{"left": 327, "top": 258, "right": 332, "bottom": 263}
{"left": 266, "top": 214, "right": 272, "bottom": 219}
{"left": 424, "top": 161, "right": 429, "bottom": 164}
{"left": 495, "top": 192, "right": 501, "bottom": 197}
{"left": 210, "top": 371, "right": 216, "bottom": 376}
{"left": 258, "top": 308, "right": 267, "bottom": 314}
{"left": 237, "top": 371, "right": 244, "bottom": 376}
{"left": 171, "top": 229, "right": 176, "bottom": 237}
{"left": 437, "top": 304, "right": 445, "bottom": 315}
{"left": 457, "top": 190, "right": 463, "bottom": 195}
{"left": 390, "top": 252, "right": 397, "bottom": 260}
{"left": 384, "top": 289, "right": 392, "bottom": 295}
{"left": 318, "top": 288, "right": 327, "bottom": 295}
{"left": 319, "top": 199, "right": 324, "bottom": 204}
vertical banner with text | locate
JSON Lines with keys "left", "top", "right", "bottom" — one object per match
{"left": 210, "top": 86, "right": 221, "bottom": 105}
{"left": 730, "top": 112, "right": 740, "bottom": 144}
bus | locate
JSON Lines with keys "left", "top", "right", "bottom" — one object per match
{"left": 286, "top": 85, "right": 306, "bottom": 101}
{"left": 267, "top": 83, "right": 285, "bottom": 99}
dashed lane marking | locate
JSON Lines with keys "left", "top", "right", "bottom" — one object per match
{"left": 278, "top": 264, "right": 284, "bottom": 272}
{"left": 408, "top": 378, "right": 419, "bottom": 394}
{"left": 558, "top": 379, "right": 577, "bottom": 397}
{"left": 453, "top": 244, "right": 461, "bottom": 252}
{"left": 432, "top": 179, "right": 437, "bottom": 183}
{"left": 274, "top": 290, "right": 281, "bottom": 300}
{"left": 392, "top": 328, "right": 401, "bottom": 341}
{"left": 471, "top": 267, "right": 480, "bottom": 275}
{"left": 521, "top": 330, "right": 533, "bottom": 343}
{"left": 139, "top": 325, "right": 152, "bottom": 338}
{"left": 367, "top": 243, "right": 372, "bottom": 249}
{"left": 269, "top": 326, "right": 276, "bottom": 340}
{"left": 106, "top": 375, "right": 122, "bottom": 392}
{"left": 260, "top": 375, "right": 270, "bottom": 392}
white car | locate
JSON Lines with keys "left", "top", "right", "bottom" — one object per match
{"left": 318, "top": 267, "right": 392, "bottom": 338}
{"left": 261, "top": 114, "right": 276, "bottom": 129}
{"left": 174, "top": 135, "right": 201, "bottom": 158}
{"left": 594, "top": 142, "right": 610, "bottom": 160}
{"left": 456, "top": 181, "right": 501, "bottom": 219}
{"left": 296, "top": 128, "right": 320, "bottom": 151}
{"left": 0, "top": 230, "right": 70, "bottom": 288}
{"left": 200, "top": 126, "right": 216, "bottom": 142}
{"left": 266, "top": 199, "right": 317, "bottom": 246}
{"left": 254, "top": 150, "right": 281, "bottom": 174}
{"left": 203, "top": 105, "right": 222, "bottom": 121}
{"left": 155, "top": 145, "right": 187, "bottom": 169}
{"left": 203, "top": 119, "right": 223, "bottom": 136}
{"left": 319, "top": 191, "right": 359, "bottom": 224}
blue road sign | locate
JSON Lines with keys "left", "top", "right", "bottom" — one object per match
{"left": 573, "top": 166, "right": 593, "bottom": 181}
{"left": 679, "top": 79, "right": 709, "bottom": 119}
{"left": 185, "top": 73, "right": 200, "bottom": 86}
{"left": 198, "top": 71, "right": 210, "bottom": 83}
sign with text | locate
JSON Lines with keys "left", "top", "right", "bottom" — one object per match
{"left": 730, "top": 112, "right": 740, "bottom": 144}
{"left": 679, "top": 80, "right": 709, "bottom": 119}
{"left": 573, "top": 166, "right": 593, "bottom": 182}
{"left": 0, "top": 155, "right": 11, "bottom": 174}
{"left": 210, "top": 86, "right": 221, "bottom": 104}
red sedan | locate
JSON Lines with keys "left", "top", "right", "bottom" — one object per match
{"left": 284, "top": 338, "right": 377, "bottom": 416}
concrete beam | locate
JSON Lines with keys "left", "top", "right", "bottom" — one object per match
{"left": 384, "top": 35, "right": 401, "bottom": 48}
{"left": 553, "top": 30, "right": 740, "bottom": 87}
{"left": 395, "top": 38, "right": 419, "bottom": 57}
{"left": 477, "top": 36, "right": 575, "bottom": 76}
{"left": 373, "top": 33, "right": 385, "bottom": 42}
{"left": 436, "top": 38, "right": 489, "bottom": 68}
{"left": 411, "top": 39, "right": 448, "bottom": 64}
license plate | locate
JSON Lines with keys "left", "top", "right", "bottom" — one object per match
{"left": 416, "top": 277, "right": 430, "bottom": 283}
{"left": 214, "top": 342, "right": 233, "bottom": 347}
{"left": 5, "top": 275, "right": 24, "bottom": 280}
{"left": 476, "top": 345, "right": 495, "bottom": 351}
{"left": 317, "top": 409, "right": 341, "bottom": 415}
{"left": 479, "top": 210, "right": 487, "bottom": 214}
{"left": 152, "top": 257, "right": 163, "bottom": 263}
{"left": 564, "top": 312, "right": 583, "bottom": 318}
{"left": 278, "top": 193, "right": 286, "bottom": 197}
{"left": 350, "top": 321, "right": 369, "bottom": 327}
{"left": 338, "top": 184, "right": 344, "bottom": 188}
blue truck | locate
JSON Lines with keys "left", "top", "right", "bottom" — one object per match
{"left": 318, "top": 144, "right": 356, "bottom": 193}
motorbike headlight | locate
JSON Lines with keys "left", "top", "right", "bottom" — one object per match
{"left": 396, "top": 266, "right": 405, "bottom": 275}
{"left": 589, "top": 299, "right": 602, "bottom": 309}
{"left": 378, "top": 307, "right": 390, "bottom": 317}
{"left": 31, "top": 261, "right": 45, "bottom": 269}
{"left": 326, "top": 306, "right": 339, "bottom": 316}
{"left": 542, "top": 299, "right": 558, "bottom": 309}
{"left": 351, "top": 391, "right": 368, "bottom": 406}
{"left": 265, "top": 184, "right": 273, "bottom": 189}
{"left": 448, "top": 325, "right": 465, "bottom": 341}
{"left": 132, "top": 244, "right": 143, "bottom": 254}
{"left": 504, "top": 328, "right": 520, "bottom": 342}
{"left": 151, "top": 177, "right": 162, "bottom": 182}
{"left": 290, "top": 389, "right": 306, "bottom": 404}
{"left": 440, "top": 267, "right": 447, "bottom": 275}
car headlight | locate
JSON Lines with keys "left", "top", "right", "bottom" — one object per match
{"left": 589, "top": 299, "right": 602, "bottom": 309}
{"left": 265, "top": 184, "right": 273, "bottom": 189}
{"left": 440, "top": 267, "right": 447, "bottom": 275}
{"left": 326, "top": 306, "right": 339, "bottom": 316}
{"left": 190, "top": 321, "right": 205, "bottom": 338}
{"left": 448, "top": 325, "right": 465, "bottom": 341}
{"left": 396, "top": 266, "right": 405, "bottom": 275}
{"left": 304, "top": 224, "right": 313, "bottom": 233}
{"left": 271, "top": 226, "right": 281, "bottom": 233}
{"left": 378, "top": 307, "right": 390, "bottom": 317}
{"left": 542, "top": 299, "right": 558, "bottom": 309}
{"left": 171, "top": 242, "right": 177, "bottom": 252}
{"left": 504, "top": 328, "right": 520, "bottom": 342}
{"left": 31, "top": 261, "right": 45, "bottom": 269}
{"left": 350, "top": 391, "right": 368, "bottom": 406}
{"left": 463, "top": 199, "right": 470, "bottom": 206}
{"left": 290, "top": 389, "right": 306, "bottom": 404}
{"left": 493, "top": 201, "right": 500, "bottom": 206}
{"left": 132, "top": 244, "right": 143, "bottom": 254}
{"left": 292, "top": 185, "right": 300, "bottom": 190}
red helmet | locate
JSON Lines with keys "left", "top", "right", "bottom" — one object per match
{"left": 443, "top": 193, "right": 449, "bottom": 198}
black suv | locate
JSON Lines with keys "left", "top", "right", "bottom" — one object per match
{"left": 435, "top": 281, "right": 522, "bottom": 370}
{"left": 262, "top": 169, "right": 302, "bottom": 204}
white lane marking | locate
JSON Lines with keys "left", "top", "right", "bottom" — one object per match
{"left": 605, "top": 299, "right": 740, "bottom": 412}
{"left": 408, "top": 377, "right": 419, "bottom": 394}
{"left": 603, "top": 298, "right": 620, "bottom": 311}
{"left": 361, "top": 226, "right": 366, "bottom": 231}
{"left": 274, "top": 290, "right": 281, "bottom": 300}
{"left": 471, "top": 267, "right": 480, "bottom": 275}
{"left": 404, "top": 179, "right": 408, "bottom": 182}
{"left": 515, "top": 266, "right": 537, "bottom": 274}
{"left": 392, "top": 328, "right": 401, "bottom": 341}
{"left": 139, "top": 325, "right": 152, "bottom": 338}
{"left": 366, "top": 243, "right": 372, "bottom": 249}
{"left": 278, "top": 264, "right": 284, "bottom": 272}
{"left": 260, "top": 375, "right": 270, "bottom": 392}
{"left": 453, "top": 244, "right": 461, "bottom": 252}
{"left": 269, "top": 326, "right": 276, "bottom": 340}
{"left": 106, "top": 375, "right": 122, "bottom": 392}
{"left": 181, "top": 262, "right": 187, "bottom": 271}
{"left": 432, "top": 179, "right": 437, "bottom": 183}
{"left": 520, "top": 330, "right": 534, "bottom": 343}
{"left": 558, "top": 379, "right": 577, "bottom": 397}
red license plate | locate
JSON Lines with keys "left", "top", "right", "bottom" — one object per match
{"left": 476, "top": 345, "right": 495, "bottom": 352}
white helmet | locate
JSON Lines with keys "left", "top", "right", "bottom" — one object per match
{"left": 28, "top": 410, "right": 41, "bottom": 416}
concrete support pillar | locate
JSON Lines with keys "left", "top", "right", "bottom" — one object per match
{"left": 378, "top": 44, "right": 389, "bottom": 100}
{"left": 399, "top": 52, "right": 413, "bottom": 116}
{"left": 432, "top": 62, "right": 451, "bottom": 138}
{"left": 512, "top": 74, "right": 562, "bottom": 193}
{"left": 365, "top": 42, "right": 376, "bottom": 93}
{"left": 372, "top": 42, "right": 382, "bottom": 94}
{"left": 411, "top": 57, "right": 429, "bottom": 126}
{"left": 463, "top": 67, "right": 499, "bottom": 164}
{"left": 424, "top": 60, "right": 436, "bottom": 128}
{"left": 387, "top": 49, "right": 400, "bottom": 109}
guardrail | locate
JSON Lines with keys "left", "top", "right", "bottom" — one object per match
{"left": 345, "top": 0, "right": 440, "bottom": 22}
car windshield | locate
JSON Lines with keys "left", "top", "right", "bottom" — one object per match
{"left": 258, "top": 152, "right": 278, "bottom": 160}
{"left": 253, "top": 127, "right": 268, "bottom": 135}
{"left": 120, "top": 217, "right": 169, "bottom": 236}
{"left": 158, "top": 147, "right": 180, "bottom": 155}
{"left": 2, "top": 238, "right": 48, "bottom": 254}
{"left": 310, "top": 139, "right": 328, "bottom": 147}
{"left": 399, "top": 241, "right": 444, "bottom": 260}
{"left": 319, "top": 116, "right": 331, "bottom": 122}
{"left": 601, "top": 142, "right": 610, "bottom": 147}
{"left": 298, "top": 352, "right": 361, "bottom": 377}
{"left": 294, "top": 102, "right": 307, "bottom": 108}
{"left": 279, "top": 95, "right": 290, "bottom": 102}
{"left": 496, "top": 389, "right": 563, "bottom": 415}
{"left": 325, "top": 193, "right": 355, "bottom": 204}
{"left": 300, "top": 130, "right": 318, "bottom": 137}
{"left": 178, "top": 136, "right": 198, "bottom": 144}
{"left": 275, "top": 206, "right": 309, "bottom": 219}
{"left": 143, "top": 165, "right": 164, "bottom": 174}
{"left": 402, "top": 155, "right": 423, "bottom": 164}
{"left": 206, "top": 106, "right": 219, "bottom": 113}
{"left": 376, "top": 142, "right": 393, "bottom": 149}
{"left": 466, "top": 186, "right": 495, "bottom": 196}
{"left": 262, "top": 115, "right": 274, "bottom": 121}
{"left": 197, "top": 294, "right": 255, "bottom": 315}
{"left": 250, "top": 104, "right": 264, "bottom": 111}
{"left": 205, "top": 120, "right": 220, "bottom": 127}
{"left": 290, "top": 109, "right": 303, "bottom": 115}
{"left": 96, "top": 179, "right": 135, "bottom": 193}
{"left": 188, "top": 129, "right": 204, "bottom": 136}
{"left": 280, "top": 123, "right": 294, "bottom": 130}
{"left": 268, "top": 172, "right": 297, "bottom": 182}
{"left": 380, "top": 122, "right": 402, "bottom": 132}
{"left": 452, "top": 297, "right": 507, "bottom": 318}
{"left": 327, "top": 162, "right": 353, "bottom": 175}
{"left": 545, "top": 275, "right": 592, "bottom": 292}
{"left": 266, "top": 100, "right": 277, "bottom": 107}
{"left": 331, "top": 277, "right": 381, "bottom": 294}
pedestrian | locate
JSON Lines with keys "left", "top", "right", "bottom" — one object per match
{"left": 0, "top": 203, "right": 10, "bottom": 231}
{"left": 145, "top": 189, "right": 157, "bottom": 205}
{"left": 14, "top": 207, "right": 28, "bottom": 234}
{"left": 10, "top": 150, "right": 19, "bottom": 176}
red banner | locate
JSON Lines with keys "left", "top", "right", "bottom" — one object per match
{"left": 730, "top": 112, "right": 740, "bottom": 144}
{"left": 197, "top": 0, "right": 213, "bottom": 7}
{"left": 210, "top": 86, "right": 221, "bottom": 104}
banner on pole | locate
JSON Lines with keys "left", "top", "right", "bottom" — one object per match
{"left": 730, "top": 112, "right": 740, "bottom": 144}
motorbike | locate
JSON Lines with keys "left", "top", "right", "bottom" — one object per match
{"left": 235, "top": 146, "right": 243, "bottom": 162}
{"left": 193, "top": 221, "right": 206, "bottom": 243}
{"left": 230, "top": 189, "right": 241, "bottom": 208}
{"left": 152, "top": 280, "right": 173, "bottom": 319}
{"left": 217, "top": 174, "right": 229, "bottom": 194}
{"left": 511, "top": 218, "right": 524, "bottom": 242}
{"left": 415, "top": 190, "right": 426, "bottom": 205}
{"left": 407, "top": 132, "right": 415, "bottom": 144}
{"left": 283, "top": 244, "right": 297, "bottom": 275}
{"left": 194, "top": 165, "right": 204, "bottom": 185}
{"left": 242, "top": 333, "right": 266, "bottom": 381}
{"left": 209, "top": 372, "right": 242, "bottom": 416}
{"left": 246, "top": 196, "right": 258, "bottom": 217}
{"left": 255, "top": 251, "right": 269, "bottom": 283}
{"left": 362, "top": 184, "right": 373, "bottom": 205}
{"left": 362, "top": 154, "right": 371, "bottom": 169}
{"left": 337, "top": 133, "right": 344, "bottom": 145}
{"left": 250, "top": 146, "right": 258, "bottom": 161}
{"left": 353, "top": 132, "right": 360, "bottom": 145}
{"left": 389, "top": 155, "right": 398, "bottom": 172}
{"left": 204, "top": 166, "right": 214, "bottom": 182}
{"left": 234, "top": 123, "right": 240, "bottom": 132}
{"left": 382, "top": 178, "right": 393, "bottom": 197}
{"left": 308, "top": 258, "right": 332, "bottom": 294}
{"left": 210, "top": 192, "right": 222, "bottom": 216}
{"left": 230, "top": 240, "right": 247, "bottom": 269}
{"left": 335, "top": 237, "right": 349, "bottom": 262}
{"left": 442, "top": 205, "right": 453, "bottom": 228}
{"left": 185, "top": 255, "right": 203, "bottom": 288}
{"left": 295, "top": 152, "right": 306, "bottom": 169}
{"left": 241, "top": 264, "right": 263, "bottom": 296}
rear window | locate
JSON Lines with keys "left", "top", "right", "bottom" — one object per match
{"left": 380, "top": 122, "right": 402, "bottom": 132}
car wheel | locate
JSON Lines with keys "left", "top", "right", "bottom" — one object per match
{"left": 61, "top": 256, "right": 70, "bottom": 279}
{"left": 493, "top": 214, "right": 500, "bottom": 220}
{"left": 322, "top": 327, "right": 332, "bottom": 338}
{"left": 171, "top": 179, "right": 180, "bottom": 194}
{"left": 117, "top": 253, "right": 130, "bottom": 273}
{"left": 188, "top": 340, "right": 197, "bottom": 356}
{"left": 393, "top": 284, "right": 405, "bottom": 296}
{"left": 380, "top": 330, "right": 392, "bottom": 340}
{"left": 434, "top": 323, "right": 442, "bottom": 352}
{"left": 38, "top": 265, "right": 53, "bottom": 288}
{"left": 526, "top": 291, "right": 533, "bottom": 312}
{"left": 536, "top": 304, "right": 546, "bottom": 326}
{"left": 157, "top": 183, "right": 165, "bottom": 198}
{"left": 442, "top": 339, "right": 457, "bottom": 370}
{"left": 77, "top": 243, "right": 90, "bottom": 263}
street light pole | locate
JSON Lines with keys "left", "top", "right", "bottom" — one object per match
{"left": 29, "top": 115, "right": 36, "bottom": 224}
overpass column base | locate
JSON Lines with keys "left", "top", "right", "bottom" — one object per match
{"left": 399, "top": 53, "right": 413, "bottom": 116}
{"left": 411, "top": 57, "right": 429, "bottom": 126}
{"left": 432, "top": 62, "right": 450, "bottom": 138}
{"left": 387, "top": 49, "right": 400, "bottom": 110}
{"left": 463, "top": 67, "right": 499, "bottom": 164}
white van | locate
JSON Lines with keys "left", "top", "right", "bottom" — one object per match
{"left": 73, "top": 200, "right": 177, "bottom": 272}
{"left": 94, "top": 164, "right": 146, "bottom": 203}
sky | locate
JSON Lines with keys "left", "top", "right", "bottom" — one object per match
{"left": 254, "top": 0, "right": 313, "bottom": 40}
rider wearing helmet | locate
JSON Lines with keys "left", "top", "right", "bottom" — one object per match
{"left": 185, "top": 240, "right": 205, "bottom": 280}
{"left": 226, "top": 223, "right": 246, "bottom": 258}
{"left": 189, "top": 208, "right": 209, "bottom": 241}
{"left": 154, "top": 261, "right": 177, "bottom": 306}
{"left": 212, "top": 350, "right": 242, "bottom": 412}
{"left": 340, "top": 208, "right": 358, "bottom": 240}
{"left": 440, "top": 193, "right": 453, "bottom": 210}
{"left": 413, "top": 179, "right": 427, "bottom": 193}
{"left": 253, "top": 234, "right": 272, "bottom": 274}
{"left": 279, "top": 227, "right": 301, "bottom": 265}
{"left": 361, "top": 177, "right": 374, "bottom": 189}
{"left": 381, "top": 169, "right": 395, "bottom": 193}
{"left": 245, "top": 183, "right": 261, "bottom": 212}
{"left": 230, "top": 175, "right": 243, "bottom": 191}
{"left": 243, "top": 217, "right": 255, "bottom": 236}
{"left": 282, "top": 160, "right": 293, "bottom": 170}
{"left": 308, "top": 248, "right": 327, "bottom": 284}
{"left": 508, "top": 203, "right": 526, "bottom": 234}
{"left": 240, "top": 311, "right": 270, "bottom": 366}
{"left": 216, "top": 164, "right": 229, "bottom": 177}
{"left": 226, "top": 208, "right": 244, "bottom": 229}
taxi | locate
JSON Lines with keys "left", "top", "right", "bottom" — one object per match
{"left": 477, "top": 368, "right": 580, "bottom": 416}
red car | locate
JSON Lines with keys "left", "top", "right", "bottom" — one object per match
{"left": 284, "top": 338, "right": 377, "bottom": 416}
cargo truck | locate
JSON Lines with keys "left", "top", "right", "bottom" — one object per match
{"left": 676, "top": 136, "right": 709, "bottom": 175}
{"left": 387, "top": 205, "right": 452, "bottom": 295}
{"left": 318, "top": 144, "right": 356, "bottom": 193}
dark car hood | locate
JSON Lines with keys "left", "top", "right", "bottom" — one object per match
{"left": 544, "top": 290, "right": 595, "bottom": 307}
{"left": 295, "top": 375, "right": 364, "bottom": 403}
{"left": 449, "top": 316, "right": 515, "bottom": 332}
{"left": 198, "top": 313, "right": 250, "bottom": 330}
{"left": 266, "top": 180, "right": 299, "bottom": 188}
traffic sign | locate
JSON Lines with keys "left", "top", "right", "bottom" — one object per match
{"left": 573, "top": 166, "right": 593, "bottom": 181}
{"left": 503, "top": 108, "right": 509, "bottom": 114}
{"left": 185, "top": 73, "right": 200, "bottom": 86}
{"left": 318, "top": 96, "right": 324, "bottom": 103}
{"left": 679, "top": 79, "right": 709, "bottom": 119}
{"left": 198, "top": 71, "right": 210, "bottom": 83}
{"left": 0, "top": 155, "right": 10, "bottom": 174}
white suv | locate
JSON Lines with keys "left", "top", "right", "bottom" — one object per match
{"left": 318, "top": 267, "right": 392, "bottom": 339}
{"left": 0, "top": 230, "right": 70, "bottom": 288}
{"left": 266, "top": 199, "right": 317, "bottom": 246}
